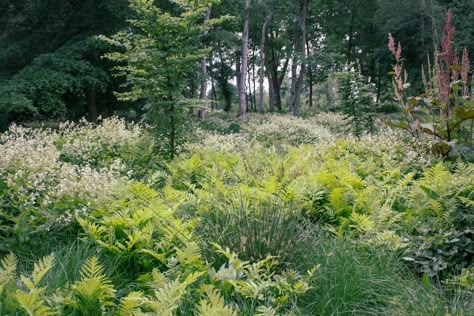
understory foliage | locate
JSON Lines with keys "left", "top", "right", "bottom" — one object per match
{"left": 336, "top": 64, "right": 377, "bottom": 136}
{"left": 388, "top": 11, "right": 474, "bottom": 160}
{"left": 100, "top": 0, "right": 218, "bottom": 159}
{"left": 0, "top": 112, "right": 473, "bottom": 315}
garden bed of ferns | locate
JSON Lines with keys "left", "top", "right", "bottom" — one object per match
{"left": 0, "top": 112, "right": 473, "bottom": 315}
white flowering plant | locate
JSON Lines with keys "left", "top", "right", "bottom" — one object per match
{"left": 0, "top": 117, "right": 147, "bottom": 251}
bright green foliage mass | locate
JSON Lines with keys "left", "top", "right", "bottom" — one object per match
{"left": 101, "top": 0, "right": 216, "bottom": 159}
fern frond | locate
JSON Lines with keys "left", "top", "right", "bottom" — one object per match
{"left": 175, "top": 242, "right": 203, "bottom": 268}
{"left": 27, "top": 255, "right": 54, "bottom": 289}
{"left": 348, "top": 212, "right": 375, "bottom": 233}
{"left": 329, "top": 188, "right": 347, "bottom": 213}
{"left": 118, "top": 291, "right": 145, "bottom": 316}
{"left": 69, "top": 257, "right": 115, "bottom": 313}
{"left": 15, "top": 290, "right": 57, "bottom": 316}
{"left": 149, "top": 279, "right": 185, "bottom": 316}
{"left": 197, "top": 287, "right": 238, "bottom": 316}
{"left": 80, "top": 257, "right": 105, "bottom": 281}
{"left": 77, "top": 217, "right": 106, "bottom": 239}
{"left": 0, "top": 252, "right": 17, "bottom": 295}
{"left": 255, "top": 305, "right": 278, "bottom": 316}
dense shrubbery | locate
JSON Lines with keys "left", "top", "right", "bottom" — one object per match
{"left": 0, "top": 113, "right": 473, "bottom": 315}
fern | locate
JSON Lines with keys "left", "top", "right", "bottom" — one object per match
{"left": 147, "top": 279, "right": 188, "bottom": 316}
{"left": 67, "top": 256, "right": 115, "bottom": 314}
{"left": 15, "top": 291, "right": 57, "bottom": 316}
{"left": 15, "top": 255, "right": 56, "bottom": 316}
{"left": 175, "top": 242, "right": 205, "bottom": 270}
{"left": 117, "top": 291, "right": 146, "bottom": 316}
{"left": 255, "top": 305, "right": 278, "bottom": 316}
{"left": 20, "top": 255, "right": 54, "bottom": 291}
{"left": 196, "top": 287, "right": 238, "bottom": 316}
{"left": 0, "top": 252, "right": 17, "bottom": 295}
{"left": 348, "top": 212, "right": 375, "bottom": 233}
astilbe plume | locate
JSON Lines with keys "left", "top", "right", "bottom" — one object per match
{"left": 441, "top": 10, "right": 455, "bottom": 66}
{"left": 389, "top": 10, "right": 474, "bottom": 151}
{"left": 436, "top": 10, "right": 471, "bottom": 107}
{"left": 388, "top": 33, "right": 414, "bottom": 126}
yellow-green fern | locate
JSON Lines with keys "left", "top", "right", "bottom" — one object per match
{"left": 0, "top": 253, "right": 17, "bottom": 295}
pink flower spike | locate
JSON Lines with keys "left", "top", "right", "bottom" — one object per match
{"left": 388, "top": 33, "right": 396, "bottom": 56}
{"left": 396, "top": 42, "right": 402, "bottom": 61}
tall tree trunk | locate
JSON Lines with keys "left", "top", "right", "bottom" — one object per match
{"left": 247, "top": 58, "right": 253, "bottom": 112}
{"left": 236, "top": 49, "right": 242, "bottom": 107}
{"left": 290, "top": 53, "right": 297, "bottom": 112}
{"left": 258, "top": 13, "right": 272, "bottom": 113}
{"left": 267, "top": 71, "right": 275, "bottom": 112}
{"left": 198, "top": 4, "right": 212, "bottom": 120}
{"left": 306, "top": 37, "right": 313, "bottom": 108}
{"left": 209, "top": 51, "right": 217, "bottom": 109}
{"left": 252, "top": 47, "right": 257, "bottom": 112}
{"left": 291, "top": 0, "right": 309, "bottom": 116}
{"left": 87, "top": 87, "right": 98, "bottom": 122}
{"left": 220, "top": 48, "right": 232, "bottom": 112}
{"left": 239, "top": 0, "right": 251, "bottom": 120}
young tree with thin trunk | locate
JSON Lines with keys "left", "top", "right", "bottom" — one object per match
{"left": 258, "top": 12, "right": 272, "bottom": 113}
{"left": 290, "top": 0, "right": 309, "bottom": 116}
{"left": 239, "top": 0, "right": 251, "bottom": 120}
{"left": 198, "top": 4, "right": 213, "bottom": 120}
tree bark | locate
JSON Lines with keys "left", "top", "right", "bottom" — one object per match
{"left": 219, "top": 48, "right": 232, "bottom": 112}
{"left": 236, "top": 49, "right": 242, "bottom": 108}
{"left": 252, "top": 47, "right": 257, "bottom": 112}
{"left": 290, "top": 52, "right": 297, "bottom": 112}
{"left": 239, "top": 0, "right": 251, "bottom": 120}
{"left": 198, "top": 4, "right": 212, "bottom": 120}
{"left": 247, "top": 57, "right": 253, "bottom": 112}
{"left": 291, "top": 0, "right": 309, "bottom": 116}
{"left": 209, "top": 51, "right": 217, "bottom": 109}
{"left": 306, "top": 37, "right": 313, "bottom": 108}
{"left": 258, "top": 13, "right": 272, "bottom": 113}
{"left": 268, "top": 71, "right": 275, "bottom": 112}
{"left": 87, "top": 87, "right": 98, "bottom": 122}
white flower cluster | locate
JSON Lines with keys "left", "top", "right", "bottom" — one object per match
{"left": 347, "top": 128, "right": 429, "bottom": 168}
{"left": 241, "top": 113, "right": 337, "bottom": 147}
{"left": 310, "top": 112, "right": 349, "bottom": 133}
{"left": 0, "top": 118, "right": 140, "bottom": 227}
{"left": 188, "top": 128, "right": 260, "bottom": 153}
{"left": 55, "top": 206, "right": 89, "bottom": 226}
{"left": 59, "top": 116, "right": 143, "bottom": 164}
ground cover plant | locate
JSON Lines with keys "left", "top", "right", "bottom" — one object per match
{"left": 0, "top": 112, "right": 473, "bottom": 315}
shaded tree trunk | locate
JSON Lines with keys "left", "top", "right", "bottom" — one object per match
{"left": 258, "top": 13, "right": 272, "bottom": 113}
{"left": 236, "top": 49, "right": 242, "bottom": 108}
{"left": 239, "top": 0, "right": 251, "bottom": 120}
{"left": 209, "top": 51, "right": 218, "bottom": 109}
{"left": 306, "top": 37, "right": 313, "bottom": 108}
{"left": 198, "top": 4, "right": 212, "bottom": 120}
{"left": 290, "top": 53, "right": 297, "bottom": 112}
{"left": 87, "top": 87, "right": 98, "bottom": 122}
{"left": 252, "top": 47, "right": 257, "bottom": 112}
{"left": 268, "top": 71, "right": 275, "bottom": 112}
{"left": 291, "top": 0, "right": 309, "bottom": 116}
{"left": 247, "top": 58, "right": 253, "bottom": 112}
{"left": 219, "top": 48, "right": 232, "bottom": 112}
